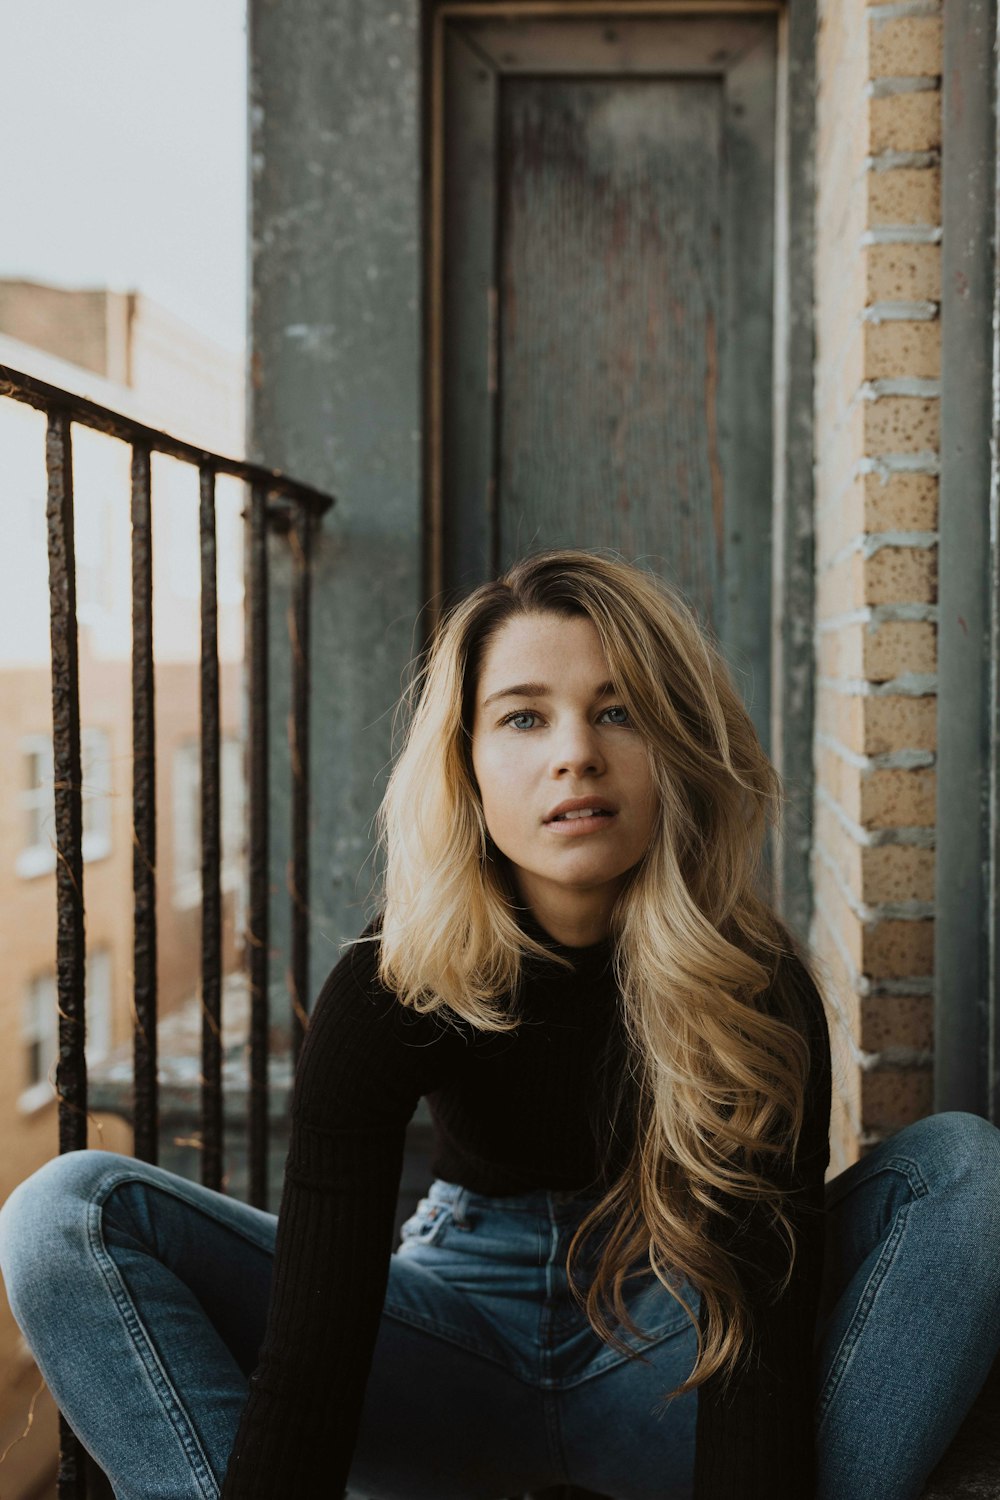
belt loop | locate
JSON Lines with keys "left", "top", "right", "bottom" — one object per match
{"left": 451, "top": 1186, "right": 471, "bottom": 1229}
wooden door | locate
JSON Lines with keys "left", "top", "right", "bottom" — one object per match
{"left": 433, "top": 11, "right": 778, "bottom": 750}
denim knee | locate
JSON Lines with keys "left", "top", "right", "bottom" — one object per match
{"left": 889, "top": 1110, "right": 1000, "bottom": 1206}
{"left": 0, "top": 1149, "right": 129, "bottom": 1310}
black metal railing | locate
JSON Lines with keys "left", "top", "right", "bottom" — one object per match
{"left": 1, "top": 363, "right": 333, "bottom": 1497}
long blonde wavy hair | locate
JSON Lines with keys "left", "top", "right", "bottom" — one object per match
{"left": 370, "top": 549, "right": 820, "bottom": 1400}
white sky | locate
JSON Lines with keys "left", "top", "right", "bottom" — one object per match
{"left": 0, "top": 0, "right": 248, "bottom": 353}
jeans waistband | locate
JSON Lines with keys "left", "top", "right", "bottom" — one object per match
{"left": 426, "top": 1177, "right": 606, "bottom": 1225}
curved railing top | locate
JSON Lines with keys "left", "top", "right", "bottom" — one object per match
{"left": 0, "top": 362, "right": 335, "bottom": 518}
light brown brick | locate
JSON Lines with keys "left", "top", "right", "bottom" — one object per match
{"left": 815, "top": 803, "right": 863, "bottom": 891}
{"left": 861, "top": 1067, "right": 934, "bottom": 1132}
{"left": 817, "top": 744, "right": 865, "bottom": 825}
{"left": 829, "top": 1001, "right": 863, "bottom": 1120}
{"left": 861, "top": 765, "right": 936, "bottom": 827}
{"left": 863, "top": 319, "right": 940, "bottom": 380}
{"left": 866, "top": 165, "right": 941, "bottom": 226}
{"left": 817, "top": 326, "right": 941, "bottom": 444}
{"left": 819, "top": 472, "right": 940, "bottom": 562}
{"left": 816, "top": 376, "right": 866, "bottom": 470}
{"left": 818, "top": 476, "right": 868, "bottom": 558}
{"left": 816, "top": 171, "right": 869, "bottom": 284}
{"left": 865, "top": 241, "right": 941, "bottom": 302}
{"left": 817, "top": 689, "right": 869, "bottom": 755}
{"left": 868, "top": 16, "right": 943, "bottom": 78}
{"left": 860, "top": 694, "right": 937, "bottom": 755}
{"left": 815, "top": 796, "right": 936, "bottom": 907}
{"left": 863, "top": 395, "right": 940, "bottom": 453}
{"left": 869, "top": 89, "right": 941, "bottom": 154}
{"left": 830, "top": 1090, "right": 862, "bottom": 1176}
{"left": 818, "top": 550, "right": 867, "bottom": 617}
{"left": 862, "top": 841, "right": 936, "bottom": 904}
{"left": 818, "top": 689, "right": 939, "bottom": 759}
{"left": 863, "top": 618, "right": 936, "bottom": 680}
{"left": 813, "top": 853, "right": 865, "bottom": 969}
{"left": 865, "top": 544, "right": 937, "bottom": 605}
{"left": 863, "top": 470, "right": 938, "bottom": 530}
{"left": 818, "top": 623, "right": 865, "bottom": 680}
{"left": 860, "top": 992, "right": 934, "bottom": 1052}
{"left": 819, "top": 72, "right": 873, "bottom": 178}
{"left": 863, "top": 916, "right": 934, "bottom": 976}
{"left": 819, "top": 417, "right": 881, "bottom": 526}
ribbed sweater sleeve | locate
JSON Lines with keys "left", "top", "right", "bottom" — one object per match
{"left": 693, "top": 953, "right": 832, "bottom": 1500}
{"left": 220, "top": 926, "right": 458, "bottom": 1499}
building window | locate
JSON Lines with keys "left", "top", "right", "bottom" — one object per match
{"left": 16, "top": 728, "right": 113, "bottom": 879}
{"left": 172, "top": 736, "right": 244, "bottom": 909}
{"left": 21, "top": 949, "right": 113, "bottom": 1112}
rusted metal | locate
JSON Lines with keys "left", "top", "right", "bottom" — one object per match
{"left": 131, "top": 442, "right": 158, "bottom": 1164}
{"left": 46, "top": 410, "right": 87, "bottom": 1155}
{"left": 0, "top": 363, "right": 333, "bottom": 515}
{"left": 247, "top": 482, "right": 270, "bottom": 1208}
{"left": 46, "top": 410, "right": 87, "bottom": 1500}
{"left": 289, "top": 500, "right": 313, "bottom": 1061}
{"left": 56, "top": 1410, "right": 85, "bottom": 1499}
{"left": 0, "top": 362, "right": 334, "bottom": 1497}
{"left": 200, "top": 464, "right": 224, "bottom": 1192}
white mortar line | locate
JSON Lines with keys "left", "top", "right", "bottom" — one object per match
{"left": 821, "top": 529, "right": 938, "bottom": 570}
{"left": 815, "top": 730, "right": 936, "bottom": 771}
{"left": 814, "top": 786, "right": 937, "bottom": 847}
{"left": 867, "top": 0, "right": 941, "bottom": 21}
{"left": 866, "top": 75, "right": 941, "bottom": 97}
{"left": 861, "top": 299, "right": 939, "bottom": 321}
{"left": 865, "top": 148, "right": 941, "bottom": 171}
{"left": 860, "top": 226, "right": 942, "bottom": 245}
{"left": 858, "top": 451, "right": 941, "bottom": 479}
{"left": 816, "top": 603, "right": 939, "bottom": 631}
{"left": 817, "top": 672, "right": 938, "bottom": 697}
{"left": 857, "top": 376, "right": 942, "bottom": 397}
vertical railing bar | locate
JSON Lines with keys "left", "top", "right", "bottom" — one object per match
{"left": 247, "top": 483, "right": 270, "bottom": 1208}
{"left": 46, "top": 410, "right": 88, "bottom": 1151}
{"left": 289, "top": 501, "right": 312, "bottom": 1063}
{"left": 130, "top": 442, "right": 158, "bottom": 1164}
{"left": 199, "top": 463, "right": 223, "bottom": 1190}
{"left": 46, "top": 409, "right": 87, "bottom": 1500}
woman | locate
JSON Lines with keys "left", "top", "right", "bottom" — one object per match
{"left": 2, "top": 549, "right": 1000, "bottom": 1500}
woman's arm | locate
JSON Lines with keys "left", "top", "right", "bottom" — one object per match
{"left": 694, "top": 952, "right": 832, "bottom": 1500}
{"left": 221, "top": 924, "right": 457, "bottom": 1499}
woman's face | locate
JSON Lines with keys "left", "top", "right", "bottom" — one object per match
{"left": 470, "top": 610, "right": 659, "bottom": 941}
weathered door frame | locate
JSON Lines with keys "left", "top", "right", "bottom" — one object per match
{"left": 935, "top": 0, "right": 999, "bottom": 1118}
{"left": 422, "top": 0, "right": 818, "bottom": 939}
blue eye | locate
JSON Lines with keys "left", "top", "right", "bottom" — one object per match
{"left": 501, "top": 710, "right": 540, "bottom": 730}
{"left": 601, "top": 705, "right": 631, "bottom": 726}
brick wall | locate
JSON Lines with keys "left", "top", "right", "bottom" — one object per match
{"left": 812, "top": 0, "right": 942, "bottom": 1174}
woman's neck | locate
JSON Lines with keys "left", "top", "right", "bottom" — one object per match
{"left": 513, "top": 881, "right": 620, "bottom": 948}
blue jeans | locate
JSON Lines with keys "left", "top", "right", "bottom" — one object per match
{"left": 1, "top": 1111, "right": 999, "bottom": 1500}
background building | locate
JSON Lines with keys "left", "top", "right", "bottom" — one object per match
{"left": 0, "top": 284, "right": 245, "bottom": 1499}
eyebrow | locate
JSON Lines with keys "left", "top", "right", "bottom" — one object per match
{"left": 481, "top": 680, "right": 618, "bottom": 709}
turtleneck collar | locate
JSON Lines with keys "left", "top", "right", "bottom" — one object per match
{"left": 513, "top": 903, "right": 615, "bottom": 983}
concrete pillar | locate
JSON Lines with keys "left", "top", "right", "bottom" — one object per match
{"left": 249, "top": 0, "right": 423, "bottom": 1015}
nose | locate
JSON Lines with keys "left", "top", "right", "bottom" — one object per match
{"left": 550, "top": 715, "right": 606, "bottom": 779}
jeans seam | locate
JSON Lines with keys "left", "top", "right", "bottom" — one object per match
{"left": 816, "top": 1190, "right": 916, "bottom": 1427}
{"left": 87, "top": 1168, "right": 224, "bottom": 1499}
{"left": 380, "top": 1299, "right": 532, "bottom": 1380}
{"left": 823, "top": 1154, "right": 930, "bottom": 1213}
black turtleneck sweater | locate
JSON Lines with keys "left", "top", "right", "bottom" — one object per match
{"left": 221, "top": 911, "right": 831, "bottom": 1500}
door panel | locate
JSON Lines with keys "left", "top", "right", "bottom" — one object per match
{"left": 499, "top": 75, "right": 722, "bottom": 625}
{"left": 436, "top": 13, "right": 777, "bottom": 748}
